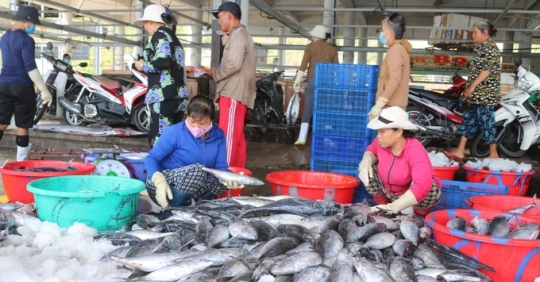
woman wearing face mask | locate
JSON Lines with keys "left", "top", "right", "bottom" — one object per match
{"left": 62, "top": 54, "right": 71, "bottom": 65}
{"left": 0, "top": 6, "right": 52, "bottom": 161}
{"left": 368, "top": 13, "right": 412, "bottom": 120}
{"left": 145, "top": 95, "right": 239, "bottom": 218}
{"left": 293, "top": 25, "right": 338, "bottom": 145}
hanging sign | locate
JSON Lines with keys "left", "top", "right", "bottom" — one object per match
{"left": 410, "top": 54, "right": 474, "bottom": 71}
{"left": 71, "top": 45, "right": 90, "bottom": 60}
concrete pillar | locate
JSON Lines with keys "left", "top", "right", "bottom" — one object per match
{"left": 277, "top": 27, "right": 285, "bottom": 67}
{"left": 240, "top": 0, "right": 249, "bottom": 28}
{"left": 190, "top": 11, "right": 203, "bottom": 67}
{"left": 114, "top": 26, "right": 125, "bottom": 70}
{"left": 323, "top": 0, "right": 335, "bottom": 44}
{"left": 343, "top": 11, "right": 356, "bottom": 64}
{"left": 9, "top": 0, "right": 16, "bottom": 11}
{"left": 134, "top": 0, "right": 144, "bottom": 58}
{"left": 357, "top": 28, "right": 367, "bottom": 64}
{"left": 95, "top": 22, "right": 101, "bottom": 75}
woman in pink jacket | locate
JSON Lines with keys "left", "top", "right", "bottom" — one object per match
{"left": 358, "top": 106, "right": 441, "bottom": 216}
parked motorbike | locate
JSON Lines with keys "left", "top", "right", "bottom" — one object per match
{"left": 58, "top": 62, "right": 150, "bottom": 132}
{"left": 469, "top": 64, "right": 540, "bottom": 158}
{"left": 407, "top": 73, "right": 467, "bottom": 146}
{"left": 33, "top": 42, "right": 88, "bottom": 124}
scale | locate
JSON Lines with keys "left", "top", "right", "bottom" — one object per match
{"left": 93, "top": 159, "right": 131, "bottom": 177}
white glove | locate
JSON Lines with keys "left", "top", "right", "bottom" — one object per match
{"left": 368, "top": 97, "right": 389, "bottom": 121}
{"left": 293, "top": 70, "right": 304, "bottom": 93}
{"left": 220, "top": 171, "right": 245, "bottom": 189}
{"left": 151, "top": 172, "right": 173, "bottom": 208}
{"left": 370, "top": 190, "right": 418, "bottom": 214}
{"left": 358, "top": 152, "right": 377, "bottom": 185}
{"left": 28, "top": 69, "right": 52, "bottom": 107}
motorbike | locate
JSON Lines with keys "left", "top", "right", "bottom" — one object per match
{"left": 407, "top": 73, "right": 467, "bottom": 146}
{"left": 469, "top": 64, "right": 540, "bottom": 158}
{"left": 33, "top": 42, "right": 88, "bottom": 124}
{"left": 58, "top": 61, "right": 150, "bottom": 132}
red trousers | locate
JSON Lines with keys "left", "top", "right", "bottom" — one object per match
{"left": 218, "top": 96, "right": 247, "bottom": 168}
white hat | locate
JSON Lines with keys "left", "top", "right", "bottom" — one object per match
{"left": 133, "top": 4, "right": 166, "bottom": 24}
{"left": 367, "top": 106, "right": 418, "bottom": 131}
{"left": 309, "top": 25, "right": 328, "bottom": 39}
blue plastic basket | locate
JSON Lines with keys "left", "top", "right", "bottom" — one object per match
{"left": 433, "top": 180, "right": 509, "bottom": 211}
{"left": 311, "top": 134, "right": 369, "bottom": 161}
{"left": 314, "top": 63, "right": 379, "bottom": 89}
{"left": 313, "top": 111, "right": 371, "bottom": 137}
{"left": 310, "top": 156, "right": 359, "bottom": 173}
{"left": 329, "top": 169, "right": 374, "bottom": 205}
{"left": 314, "top": 87, "right": 376, "bottom": 114}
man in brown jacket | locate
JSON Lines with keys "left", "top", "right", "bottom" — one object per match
{"left": 210, "top": 2, "right": 255, "bottom": 168}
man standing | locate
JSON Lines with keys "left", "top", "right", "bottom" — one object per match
{"left": 0, "top": 6, "right": 52, "bottom": 161}
{"left": 209, "top": 2, "right": 255, "bottom": 168}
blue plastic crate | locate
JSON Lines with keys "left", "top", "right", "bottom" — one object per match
{"left": 313, "top": 111, "right": 371, "bottom": 137}
{"left": 310, "top": 156, "right": 359, "bottom": 173}
{"left": 433, "top": 180, "right": 509, "bottom": 211}
{"left": 314, "top": 63, "right": 379, "bottom": 89}
{"left": 311, "top": 134, "right": 369, "bottom": 161}
{"left": 314, "top": 87, "right": 376, "bottom": 114}
{"left": 330, "top": 169, "right": 374, "bottom": 205}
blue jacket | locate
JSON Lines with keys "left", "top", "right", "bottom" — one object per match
{"left": 0, "top": 29, "right": 37, "bottom": 86}
{"left": 145, "top": 121, "right": 228, "bottom": 177}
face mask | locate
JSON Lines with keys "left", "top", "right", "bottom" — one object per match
{"left": 25, "top": 23, "right": 35, "bottom": 35}
{"left": 186, "top": 122, "right": 213, "bottom": 138}
{"left": 378, "top": 31, "right": 387, "bottom": 45}
{"left": 64, "top": 59, "right": 71, "bottom": 64}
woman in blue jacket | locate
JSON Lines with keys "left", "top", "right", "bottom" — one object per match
{"left": 145, "top": 95, "right": 236, "bottom": 215}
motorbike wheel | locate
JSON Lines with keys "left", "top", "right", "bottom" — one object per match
{"left": 132, "top": 105, "right": 150, "bottom": 132}
{"left": 407, "top": 107, "right": 432, "bottom": 147}
{"left": 249, "top": 100, "right": 268, "bottom": 136}
{"left": 33, "top": 94, "right": 47, "bottom": 125}
{"left": 497, "top": 120, "right": 527, "bottom": 158}
{"left": 63, "top": 95, "right": 86, "bottom": 126}
{"left": 470, "top": 134, "right": 491, "bottom": 158}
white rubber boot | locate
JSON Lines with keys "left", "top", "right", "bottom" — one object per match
{"left": 295, "top": 123, "right": 309, "bottom": 146}
{"left": 16, "top": 143, "right": 32, "bottom": 161}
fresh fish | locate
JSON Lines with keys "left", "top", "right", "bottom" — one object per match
{"left": 134, "top": 214, "right": 162, "bottom": 231}
{"left": 270, "top": 251, "right": 323, "bottom": 275}
{"left": 195, "top": 216, "right": 213, "bottom": 245}
{"left": 125, "top": 229, "right": 176, "bottom": 240}
{"left": 250, "top": 220, "right": 281, "bottom": 241}
{"left": 252, "top": 254, "right": 288, "bottom": 279}
{"left": 137, "top": 259, "right": 214, "bottom": 281}
{"left": 369, "top": 216, "right": 400, "bottom": 231}
{"left": 505, "top": 223, "right": 540, "bottom": 239}
{"left": 201, "top": 167, "right": 265, "bottom": 186}
{"left": 93, "top": 232, "right": 142, "bottom": 246}
{"left": 285, "top": 91, "right": 300, "bottom": 126}
{"left": 445, "top": 263, "right": 494, "bottom": 281}
{"left": 363, "top": 232, "right": 396, "bottom": 250}
{"left": 392, "top": 239, "right": 414, "bottom": 257}
{"left": 330, "top": 261, "right": 354, "bottom": 282}
{"left": 419, "top": 227, "right": 432, "bottom": 240}
{"left": 413, "top": 244, "right": 445, "bottom": 269}
{"left": 228, "top": 220, "right": 258, "bottom": 240}
{"left": 414, "top": 268, "right": 445, "bottom": 278}
{"left": 301, "top": 215, "right": 340, "bottom": 233}
{"left": 294, "top": 265, "right": 331, "bottom": 282}
{"left": 285, "top": 242, "right": 316, "bottom": 254}
{"left": 277, "top": 224, "right": 315, "bottom": 244}
{"left": 257, "top": 236, "right": 300, "bottom": 260}
{"left": 259, "top": 213, "right": 305, "bottom": 227}
{"left": 110, "top": 251, "right": 197, "bottom": 272}
{"left": 219, "top": 237, "right": 255, "bottom": 248}
{"left": 240, "top": 198, "right": 340, "bottom": 218}
{"left": 206, "top": 225, "right": 230, "bottom": 249}
{"left": 389, "top": 257, "right": 418, "bottom": 282}
{"left": 231, "top": 196, "right": 275, "bottom": 207}
{"left": 437, "top": 271, "right": 483, "bottom": 281}
{"left": 0, "top": 203, "right": 24, "bottom": 212}
{"left": 471, "top": 216, "right": 489, "bottom": 235}
{"left": 184, "top": 248, "right": 249, "bottom": 266}
{"left": 357, "top": 223, "right": 387, "bottom": 241}
{"left": 410, "top": 256, "right": 425, "bottom": 271}
{"left": 508, "top": 194, "right": 540, "bottom": 214}
{"left": 353, "top": 256, "right": 396, "bottom": 282}
{"left": 487, "top": 216, "right": 510, "bottom": 237}
{"left": 316, "top": 230, "right": 344, "bottom": 259}
{"left": 338, "top": 218, "right": 359, "bottom": 243}
{"left": 424, "top": 239, "right": 494, "bottom": 271}
{"left": 345, "top": 203, "right": 371, "bottom": 225}
{"left": 215, "top": 259, "right": 250, "bottom": 279}
{"left": 400, "top": 219, "right": 419, "bottom": 246}
{"left": 126, "top": 238, "right": 166, "bottom": 258}
{"left": 446, "top": 217, "right": 467, "bottom": 231}
{"left": 416, "top": 275, "right": 438, "bottom": 282}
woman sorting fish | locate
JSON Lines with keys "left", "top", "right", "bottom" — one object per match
{"left": 357, "top": 107, "right": 442, "bottom": 216}
{"left": 145, "top": 95, "right": 241, "bottom": 218}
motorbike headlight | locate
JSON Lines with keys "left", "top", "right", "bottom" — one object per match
{"left": 55, "top": 61, "right": 68, "bottom": 72}
{"left": 517, "top": 78, "right": 533, "bottom": 91}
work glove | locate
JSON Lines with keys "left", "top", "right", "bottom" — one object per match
{"left": 28, "top": 69, "right": 53, "bottom": 107}
{"left": 370, "top": 190, "right": 418, "bottom": 214}
{"left": 358, "top": 152, "right": 377, "bottom": 186}
{"left": 220, "top": 171, "right": 245, "bottom": 189}
{"left": 368, "top": 97, "right": 389, "bottom": 121}
{"left": 293, "top": 70, "right": 304, "bottom": 93}
{"left": 151, "top": 172, "right": 173, "bottom": 208}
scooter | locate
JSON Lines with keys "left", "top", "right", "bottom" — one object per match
{"left": 33, "top": 42, "right": 88, "bottom": 124}
{"left": 469, "top": 64, "right": 540, "bottom": 158}
{"left": 58, "top": 63, "right": 150, "bottom": 132}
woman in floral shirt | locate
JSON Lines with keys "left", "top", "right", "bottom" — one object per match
{"left": 445, "top": 21, "right": 500, "bottom": 161}
{"left": 134, "top": 5, "right": 189, "bottom": 147}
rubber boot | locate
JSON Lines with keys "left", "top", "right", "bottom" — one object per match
{"left": 158, "top": 189, "right": 191, "bottom": 220}
{"left": 413, "top": 206, "right": 433, "bottom": 217}
{"left": 295, "top": 122, "right": 309, "bottom": 145}
{"left": 199, "top": 190, "right": 217, "bottom": 201}
{"left": 372, "top": 193, "right": 390, "bottom": 205}
{"left": 16, "top": 143, "right": 32, "bottom": 161}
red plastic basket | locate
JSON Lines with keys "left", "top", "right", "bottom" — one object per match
{"left": 433, "top": 165, "right": 460, "bottom": 180}
{"left": 467, "top": 195, "right": 540, "bottom": 220}
{"left": 217, "top": 167, "right": 251, "bottom": 199}
{"left": 463, "top": 166, "right": 534, "bottom": 196}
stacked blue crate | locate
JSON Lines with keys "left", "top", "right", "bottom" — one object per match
{"left": 310, "top": 63, "right": 379, "bottom": 203}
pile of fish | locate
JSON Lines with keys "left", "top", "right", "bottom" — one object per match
{"left": 88, "top": 196, "right": 496, "bottom": 281}
{"left": 447, "top": 215, "right": 540, "bottom": 239}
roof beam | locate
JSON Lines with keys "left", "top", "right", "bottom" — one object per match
{"left": 339, "top": 0, "right": 354, "bottom": 9}
{"left": 271, "top": 7, "right": 540, "bottom": 14}
{"left": 493, "top": 0, "right": 519, "bottom": 25}
{"left": 250, "top": 0, "right": 310, "bottom": 39}
{"left": 173, "top": 0, "right": 200, "bottom": 8}
{"left": 279, "top": 11, "right": 300, "bottom": 23}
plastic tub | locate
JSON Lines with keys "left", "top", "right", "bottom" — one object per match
{"left": 467, "top": 195, "right": 540, "bottom": 220}
{"left": 0, "top": 160, "right": 95, "bottom": 203}
{"left": 27, "top": 175, "right": 145, "bottom": 231}
{"left": 217, "top": 167, "right": 250, "bottom": 199}
{"left": 426, "top": 209, "right": 540, "bottom": 282}
{"left": 266, "top": 170, "right": 359, "bottom": 204}
{"left": 432, "top": 165, "right": 460, "bottom": 180}
{"left": 463, "top": 166, "right": 534, "bottom": 196}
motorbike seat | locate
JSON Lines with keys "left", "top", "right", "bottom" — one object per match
{"left": 92, "top": 76, "right": 122, "bottom": 95}
{"left": 410, "top": 88, "right": 460, "bottom": 109}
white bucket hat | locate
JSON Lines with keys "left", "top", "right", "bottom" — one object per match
{"left": 133, "top": 4, "right": 166, "bottom": 24}
{"left": 367, "top": 106, "right": 418, "bottom": 131}
{"left": 309, "top": 25, "right": 328, "bottom": 39}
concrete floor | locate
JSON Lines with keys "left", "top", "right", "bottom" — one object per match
{"left": 0, "top": 121, "right": 539, "bottom": 201}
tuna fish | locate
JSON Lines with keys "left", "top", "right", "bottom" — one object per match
{"left": 294, "top": 265, "right": 331, "bottom": 282}
{"left": 393, "top": 239, "right": 414, "bottom": 257}
{"left": 277, "top": 224, "right": 315, "bottom": 244}
{"left": 423, "top": 239, "right": 494, "bottom": 271}
{"left": 250, "top": 220, "right": 281, "bottom": 241}
{"left": 201, "top": 167, "right": 265, "bottom": 186}
{"left": 413, "top": 244, "right": 445, "bottom": 269}
{"left": 357, "top": 223, "right": 387, "bottom": 241}
{"left": 389, "top": 257, "right": 418, "bottom": 282}
{"left": 270, "top": 251, "right": 323, "bottom": 275}
{"left": 215, "top": 259, "right": 250, "bottom": 280}
{"left": 228, "top": 220, "right": 258, "bottom": 240}
{"left": 508, "top": 194, "right": 539, "bottom": 214}
{"left": 240, "top": 198, "right": 340, "bottom": 218}
{"left": 353, "top": 257, "right": 396, "bottom": 282}
{"left": 400, "top": 219, "right": 419, "bottom": 246}
{"left": 316, "top": 230, "right": 344, "bottom": 259}
{"left": 137, "top": 259, "right": 214, "bottom": 281}
{"left": 206, "top": 225, "right": 230, "bottom": 249}
{"left": 285, "top": 91, "right": 300, "bottom": 126}
{"left": 338, "top": 218, "right": 360, "bottom": 243}
{"left": 363, "top": 232, "right": 396, "bottom": 250}
{"left": 446, "top": 217, "right": 467, "bottom": 231}
{"left": 505, "top": 223, "right": 540, "bottom": 239}
{"left": 487, "top": 216, "right": 509, "bottom": 237}
{"left": 257, "top": 236, "right": 300, "bottom": 260}
{"left": 471, "top": 216, "right": 489, "bottom": 235}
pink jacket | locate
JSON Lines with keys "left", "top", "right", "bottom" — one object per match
{"left": 366, "top": 138, "right": 441, "bottom": 202}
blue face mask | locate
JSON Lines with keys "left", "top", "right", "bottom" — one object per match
{"left": 378, "top": 31, "right": 387, "bottom": 45}
{"left": 64, "top": 59, "right": 71, "bottom": 64}
{"left": 25, "top": 23, "right": 35, "bottom": 35}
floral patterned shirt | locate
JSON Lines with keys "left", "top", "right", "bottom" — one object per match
{"left": 142, "top": 26, "right": 189, "bottom": 108}
{"left": 461, "top": 37, "right": 501, "bottom": 106}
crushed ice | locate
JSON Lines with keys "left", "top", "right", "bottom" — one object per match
{"left": 464, "top": 158, "right": 532, "bottom": 172}
{"left": 428, "top": 151, "right": 459, "bottom": 167}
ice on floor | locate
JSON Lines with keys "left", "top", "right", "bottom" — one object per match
{"left": 428, "top": 151, "right": 458, "bottom": 167}
{"left": 464, "top": 158, "right": 532, "bottom": 172}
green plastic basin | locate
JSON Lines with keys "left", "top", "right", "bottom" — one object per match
{"left": 27, "top": 175, "right": 145, "bottom": 231}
